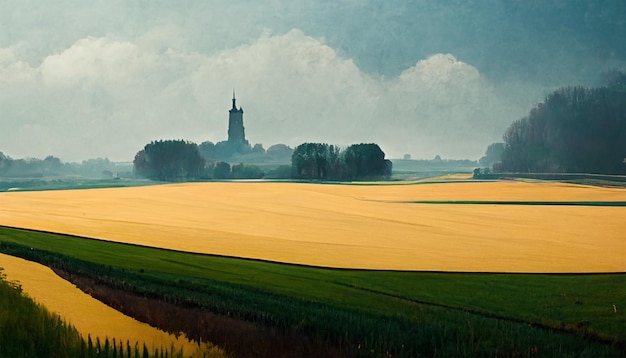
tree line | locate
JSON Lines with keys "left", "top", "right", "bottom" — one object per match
{"left": 133, "top": 140, "right": 267, "bottom": 181}
{"left": 132, "top": 140, "right": 392, "bottom": 182}
{"left": 0, "top": 152, "right": 121, "bottom": 178}
{"left": 479, "top": 71, "right": 626, "bottom": 175}
{"left": 291, "top": 142, "right": 392, "bottom": 180}
{"left": 198, "top": 141, "right": 294, "bottom": 163}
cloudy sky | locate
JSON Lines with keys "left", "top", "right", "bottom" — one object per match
{"left": 1, "top": 1, "right": 625, "bottom": 161}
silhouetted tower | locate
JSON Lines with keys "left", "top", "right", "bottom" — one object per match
{"left": 228, "top": 91, "right": 248, "bottom": 148}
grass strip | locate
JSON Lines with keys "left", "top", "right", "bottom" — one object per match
{"left": 0, "top": 226, "right": 624, "bottom": 357}
{"left": 383, "top": 200, "right": 626, "bottom": 206}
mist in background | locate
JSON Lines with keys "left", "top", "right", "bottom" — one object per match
{"left": 1, "top": 1, "right": 624, "bottom": 161}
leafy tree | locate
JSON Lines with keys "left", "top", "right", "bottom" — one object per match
{"left": 0, "top": 151, "right": 9, "bottom": 174}
{"left": 292, "top": 142, "right": 392, "bottom": 180}
{"left": 212, "top": 161, "right": 231, "bottom": 179}
{"left": 251, "top": 143, "right": 265, "bottom": 154}
{"left": 265, "top": 165, "right": 292, "bottom": 179}
{"left": 198, "top": 141, "right": 216, "bottom": 161}
{"left": 214, "top": 141, "right": 237, "bottom": 160}
{"left": 343, "top": 143, "right": 391, "bottom": 179}
{"left": 42, "top": 156, "right": 63, "bottom": 174}
{"left": 479, "top": 142, "right": 505, "bottom": 167}
{"left": 133, "top": 140, "right": 206, "bottom": 181}
{"left": 499, "top": 79, "right": 626, "bottom": 174}
{"left": 231, "top": 163, "right": 264, "bottom": 179}
{"left": 266, "top": 144, "right": 294, "bottom": 162}
{"left": 291, "top": 143, "right": 338, "bottom": 180}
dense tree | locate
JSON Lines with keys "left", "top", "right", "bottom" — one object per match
{"left": 343, "top": 143, "right": 392, "bottom": 179}
{"left": 232, "top": 163, "right": 264, "bottom": 179}
{"left": 479, "top": 142, "right": 505, "bottom": 167}
{"left": 291, "top": 142, "right": 392, "bottom": 180}
{"left": 0, "top": 154, "right": 64, "bottom": 177}
{"left": 133, "top": 140, "right": 206, "bottom": 181}
{"left": 199, "top": 141, "right": 294, "bottom": 163}
{"left": 42, "top": 156, "right": 63, "bottom": 174}
{"left": 0, "top": 152, "right": 120, "bottom": 179}
{"left": 214, "top": 141, "right": 237, "bottom": 160}
{"left": 499, "top": 78, "right": 626, "bottom": 174}
{"left": 291, "top": 143, "right": 340, "bottom": 180}
{"left": 212, "top": 161, "right": 231, "bottom": 179}
{"left": 198, "top": 141, "right": 216, "bottom": 161}
{"left": 266, "top": 144, "right": 294, "bottom": 162}
{"left": 265, "top": 165, "right": 292, "bottom": 179}
{"left": 251, "top": 143, "right": 265, "bottom": 155}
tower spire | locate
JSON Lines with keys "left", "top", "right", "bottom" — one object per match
{"left": 232, "top": 89, "right": 236, "bottom": 109}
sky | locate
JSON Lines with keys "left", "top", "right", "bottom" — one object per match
{"left": 1, "top": 1, "right": 625, "bottom": 162}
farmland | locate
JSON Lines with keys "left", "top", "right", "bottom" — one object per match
{"left": 1, "top": 180, "right": 625, "bottom": 272}
{"left": 0, "top": 179, "right": 625, "bottom": 356}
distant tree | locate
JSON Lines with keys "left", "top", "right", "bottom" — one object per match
{"left": 70, "top": 157, "right": 115, "bottom": 177}
{"left": 266, "top": 144, "right": 294, "bottom": 162}
{"left": 198, "top": 141, "right": 216, "bottom": 161}
{"left": 133, "top": 140, "right": 206, "bottom": 181}
{"left": 343, "top": 143, "right": 392, "bottom": 179}
{"left": 41, "top": 156, "right": 63, "bottom": 175}
{"left": 231, "top": 163, "right": 245, "bottom": 179}
{"left": 212, "top": 161, "right": 231, "bottom": 179}
{"left": 231, "top": 163, "right": 264, "bottom": 179}
{"left": 251, "top": 143, "right": 265, "bottom": 154}
{"left": 214, "top": 141, "right": 236, "bottom": 160}
{"left": 265, "top": 165, "right": 292, "bottom": 179}
{"left": 291, "top": 143, "right": 341, "bottom": 180}
{"left": 0, "top": 152, "right": 9, "bottom": 174}
{"left": 292, "top": 142, "right": 392, "bottom": 181}
{"left": 479, "top": 142, "right": 505, "bottom": 168}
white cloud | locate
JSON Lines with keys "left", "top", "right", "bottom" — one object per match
{"left": 0, "top": 28, "right": 530, "bottom": 161}
{"left": 385, "top": 54, "right": 514, "bottom": 157}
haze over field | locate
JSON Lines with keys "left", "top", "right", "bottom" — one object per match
{"left": 1, "top": 1, "right": 625, "bottom": 161}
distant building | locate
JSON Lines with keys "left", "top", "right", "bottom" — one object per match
{"left": 228, "top": 91, "right": 248, "bottom": 148}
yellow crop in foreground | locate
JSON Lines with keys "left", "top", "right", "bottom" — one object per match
{"left": 1, "top": 181, "right": 625, "bottom": 272}
{"left": 0, "top": 253, "right": 220, "bottom": 356}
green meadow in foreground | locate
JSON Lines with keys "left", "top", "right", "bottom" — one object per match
{"left": 1, "top": 226, "right": 624, "bottom": 357}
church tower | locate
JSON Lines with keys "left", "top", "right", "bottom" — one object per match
{"left": 227, "top": 91, "right": 248, "bottom": 148}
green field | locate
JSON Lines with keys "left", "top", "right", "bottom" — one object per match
{"left": 1, "top": 226, "right": 624, "bottom": 357}
{"left": 0, "top": 177, "right": 161, "bottom": 192}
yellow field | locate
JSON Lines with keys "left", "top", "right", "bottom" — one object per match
{"left": 0, "top": 253, "right": 221, "bottom": 356}
{"left": 1, "top": 181, "right": 625, "bottom": 272}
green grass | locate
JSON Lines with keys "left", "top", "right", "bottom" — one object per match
{"left": 1, "top": 226, "right": 624, "bottom": 356}
{"left": 0, "top": 178, "right": 160, "bottom": 192}
{"left": 387, "top": 200, "right": 626, "bottom": 206}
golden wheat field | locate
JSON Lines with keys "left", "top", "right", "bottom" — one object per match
{"left": 0, "top": 253, "right": 220, "bottom": 356}
{"left": 1, "top": 181, "right": 625, "bottom": 272}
